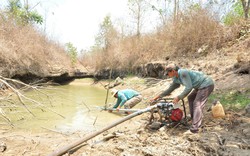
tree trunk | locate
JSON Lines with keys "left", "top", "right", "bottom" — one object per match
{"left": 241, "top": 0, "right": 250, "bottom": 19}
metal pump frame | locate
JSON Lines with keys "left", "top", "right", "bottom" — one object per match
{"left": 148, "top": 98, "right": 187, "bottom": 126}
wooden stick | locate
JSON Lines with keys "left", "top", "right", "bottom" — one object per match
{"left": 0, "top": 76, "right": 65, "bottom": 118}
{"left": 104, "top": 87, "right": 109, "bottom": 110}
{"left": 211, "top": 132, "right": 224, "bottom": 145}
{"left": 82, "top": 101, "right": 90, "bottom": 112}
{"left": 0, "top": 108, "right": 14, "bottom": 127}
{"left": 104, "top": 69, "right": 112, "bottom": 109}
{"left": 93, "top": 116, "right": 98, "bottom": 125}
{"left": 41, "top": 127, "right": 69, "bottom": 136}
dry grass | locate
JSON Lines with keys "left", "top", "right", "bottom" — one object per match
{"left": 0, "top": 14, "right": 72, "bottom": 77}
{"left": 80, "top": 8, "right": 243, "bottom": 72}
{"left": 166, "top": 9, "right": 223, "bottom": 54}
{"left": 1, "top": 8, "right": 245, "bottom": 77}
{"left": 81, "top": 34, "right": 169, "bottom": 71}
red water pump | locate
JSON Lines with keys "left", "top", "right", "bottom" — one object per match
{"left": 170, "top": 108, "right": 183, "bottom": 122}
{"left": 148, "top": 99, "right": 187, "bottom": 127}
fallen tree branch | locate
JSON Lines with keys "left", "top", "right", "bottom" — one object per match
{"left": 41, "top": 127, "right": 69, "bottom": 136}
{"left": 82, "top": 101, "right": 90, "bottom": 112}
{"left": 0, "top": 108, "right": 13, "bottom": 127}
{"left": 0, "top": 78, "right": 35, "bottom": 116}
{"left": 0, "top": 76, "right": 65, "bottom": 124}
{"left": 211, "top": 132, "right": 224, "bottom": 145}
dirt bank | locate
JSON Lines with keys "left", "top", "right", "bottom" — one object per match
{"left": 0, "top": 74, "right": 250, "bottom": 156}
{"left": 0, "top": 37, "right": 250, "bottom": 155}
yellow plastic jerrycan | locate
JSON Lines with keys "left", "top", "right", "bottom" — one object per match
{"left": 211, "top": 101, "right": 225, "bottom": 118}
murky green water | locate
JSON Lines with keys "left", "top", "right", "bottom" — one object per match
{"left": 2, "top": 79, "right": 123, "bottom": 133}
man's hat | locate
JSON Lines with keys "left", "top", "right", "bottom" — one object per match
{"left": 110, "top": 89, "right": 118, "bottom": 97}
{"left": 165, "top": 64, "right": 179, "bottom": 72}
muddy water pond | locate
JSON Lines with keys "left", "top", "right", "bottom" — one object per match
{"left": 4, "top": 79, "right": 122, "bottom": 133}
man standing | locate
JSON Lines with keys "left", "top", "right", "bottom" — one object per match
{"left": 109, "top": 89, "right": 142, "bottom": 112}
{"left": 152, "top": 64, "right": 214, "bottom": 133}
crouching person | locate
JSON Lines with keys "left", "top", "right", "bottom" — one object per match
{"left": 109, "top": 89, "right": 142, "bottom": 112}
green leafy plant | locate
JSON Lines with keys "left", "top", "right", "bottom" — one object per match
{"left": 94, "top": 15, "right": 117, "bottom": 49}
{"left": 223, "top": 0, "right": 249, "bottom": 25}
{"left": 209, "top": 90, "right": 250, "bottom": 110}
{"left": 6, "top": 0, "right": 43, "bottom": 25}
{"left": 65, "top": 42, "right": 78, "bottom": 66}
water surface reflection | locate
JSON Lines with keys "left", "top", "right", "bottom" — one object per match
{"left": 8, "top": 79, "right": 122, "bottom": 133}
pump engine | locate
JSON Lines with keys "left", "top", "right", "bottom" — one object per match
{"left": 148, "top": 99, "right": 187, "bottom": 130}
{"left": 156, "top": 102, "right": 183, "bottom": 122}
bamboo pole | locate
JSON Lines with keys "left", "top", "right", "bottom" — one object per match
{"left": 104, "top": 69, "right": 112, "bottom": 109}
{"left": 47, "top": 105, "right": 156, "bottom": 156}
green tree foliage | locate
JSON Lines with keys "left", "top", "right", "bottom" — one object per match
{"left": 94, "top": 15, "right": 117, "bottom": 50}
{"left": 188, "top": 3, "right": 202, "bottom": 11}
{"left": 223, "top": 0, "right": 250, "bottom": 25}
{"left": 65, "top": 42, "right": 78, "bottom": 66}
{"left": 6, "top": 0, "right": 43, "bottom": 25}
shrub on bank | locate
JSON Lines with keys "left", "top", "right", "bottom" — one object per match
{"left": 80, "top": 7, "right": 241, "bottom": 72}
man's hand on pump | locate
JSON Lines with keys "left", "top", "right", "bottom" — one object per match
{"left": 173, "top": 97, "right": 180, "bottom": 104}
{"left": 150, "top": 95, "right": 160, "bottom": 103}
{"left": 150, "top": 95, "right": 180, "bottom": 106}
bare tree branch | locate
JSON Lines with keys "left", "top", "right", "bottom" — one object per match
{"left": 0, "top": 76, "right": 65, "bottom": 125}
{"left": 0, "top": 77, "right": 35, "bottom": 116}
{"left": 0, "top": 108, "right": 14, "bottom": 127}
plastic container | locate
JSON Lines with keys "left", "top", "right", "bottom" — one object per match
{"left": 212, "top": 101, "right": 225, "bottom": 118}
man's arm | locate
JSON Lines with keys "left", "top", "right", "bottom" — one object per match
{"left": 160, "top": 82, "right": 180, "bottom": 97}
{"left": 112, "top": 99, "right": 121, "bottom": 108}
{"left": 152, "top": 82, "right": 180, "bottom": 101}
{"left": 118, "top": 93, "right": 128, "bottom": 107}
{"left": 177, "top": 71, "right": 193, "bottom": 99}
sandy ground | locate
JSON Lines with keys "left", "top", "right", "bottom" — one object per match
{"left": 0, "top": 39, "right": 250, "bottom": 156}
{"left": 0, "top": 76, "right": 250, "bottom": 156}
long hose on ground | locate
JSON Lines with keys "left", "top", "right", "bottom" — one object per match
{"left": 47, "top": 104, "right": 157, "bottom": 156}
